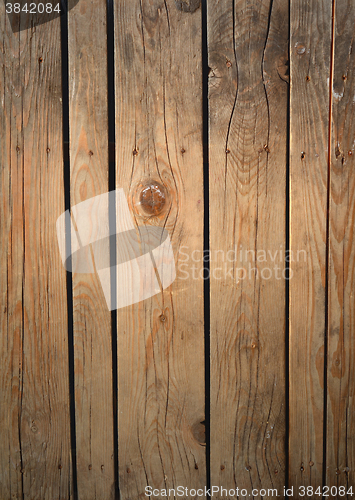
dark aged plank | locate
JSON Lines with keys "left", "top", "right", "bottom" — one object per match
{"left": 289, "top": 0, "right": 332, "bottom": 490}
{"left": 0, "top": 9, "right": 72, "bottom": 500}
{"left": 208, "top": 0, "right": 288, "bottom": 497}
{"left": 68, "top": 0, "right": 115, "bottom": 497}
{"left": 326, "top": 0, "right": 355, "bottom": 491}
{"left": 115, "top": 0, "right": 205, "bottom": 497}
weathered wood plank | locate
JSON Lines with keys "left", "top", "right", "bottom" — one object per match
{"left": 208, "top": 0, "right": 288, "bottom": 496}
{"left": 68, "top": 0, "right": 115, "bottom": 497}
{"left": 326, "top": 0, "right": 355, "bottom": 490}
{"left": 289, "top": 0, "right": 332, "bottom": 489}
{"left": 115, "top": 0, "right": 205, "bottom": 497}
{"left": 0, "top": 10, "right": 72, "bottom": 500}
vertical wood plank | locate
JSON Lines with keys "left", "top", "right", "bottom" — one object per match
{"left": 68, "top": 0, "right": 115, "bottom": 497}
{"left": 115, "top": 0, "right": 205, "bottom": 497}
{"left": 289, "top": 0, "right": 332, "bottom": 489}
{"left": 0, "top": 13, "right": 23, "bottom": 498}
{"left": 0, "top": 10, "right": 72, "bottom": 500}
{"left": 208, "top": 0, "right": 288, "bottom": 496}
{"left": 327, "top": 0, "right": 355, "bottom": 490}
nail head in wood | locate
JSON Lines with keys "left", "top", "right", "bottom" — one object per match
{"left": 296, "top": 44, "right": 306, "bottom": 55}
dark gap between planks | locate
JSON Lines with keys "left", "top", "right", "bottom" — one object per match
{"left": 201, "top": 0, "right": 211, "bottom": 492}
{"left": 106, "top": 0, "right": 120, "bottom": 496}
{"left": 60, "top": 1, "right": 79, "bottom": 498}
{"left": 323, "top": 0, "right": 336, "bottom": 489}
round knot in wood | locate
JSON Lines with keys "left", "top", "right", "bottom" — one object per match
{"left": 139, "top": 181, "right": 166, "bottom": 216}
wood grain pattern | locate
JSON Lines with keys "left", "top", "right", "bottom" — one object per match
{"left": 0, "top": 10, "right": 72, "bottom": 500}
{"left": 208, "top": 0, "right": 288, "bottom": 496}
{"left": 289, "top": 0, "right": 332, "bottom": 490}
{"left": 68, "top": 0, "right": 115, "bottom": 498}
{"left": 114, "top": 0, "right": 205, "bottom": 497}
{"left": 2, "top": 1, "right": 355, "bottom": 496}
{"left": 326, "top": 0, "right": 355, "bottom": 491}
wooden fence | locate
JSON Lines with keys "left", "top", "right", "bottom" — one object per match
{"left": 0, "top": 0, "right": 354, "bottom": 498}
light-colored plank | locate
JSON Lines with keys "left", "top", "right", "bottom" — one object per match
{"left": 115, "top": 0, "right": 205, "bottom": 497}
{"left": 208, "top": 0, "right": 288, "bottom": 496}
{"left": 68, "top": 0, "right": 115, "bottom": 497}
{"left": 289, "top": 0, "right": 332, "bottom": 489}
{"left": 327, "top": 0, "right": 355, "bottom": 490}
{"left": 0, "top": 10, "right": 72, "bottom": 500}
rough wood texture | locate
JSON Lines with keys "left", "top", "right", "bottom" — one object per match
{"left": 115, "top": 0, "right": 205, "bottom": 497}
{"left": 68, "top": 0, "right": 115, "bottom": 498}
{"left": 289, "top": 0, "right": 332, "bottom": 489}
{"left": 208, "top": 0, "right": 288, "bottom": 496}
{"left": 327, "top": 0, "right": 355, "bottom": 490}
{"left": 0, "top": 11, "right": 72, "bottom": 500}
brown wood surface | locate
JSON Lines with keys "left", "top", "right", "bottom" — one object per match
{"left": 114, "top": 0, "right": 205, "bottom": 497}
{"left": 1, "top": 1, "right": 355, "bottom": 497}
{"left": 0, "top": 10, "right": 72, "bottom": 500}
{"left": 208, "top": 0, "right": 288, "bottom": 497}
{"left": 326, "top": 0, "right": 355, "bottom": 492}
{"left": 289, "top": 0, "right": 332, "bottom": 491}
{"left": 68, "top": 0, "right": 115, "bottom": 498}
